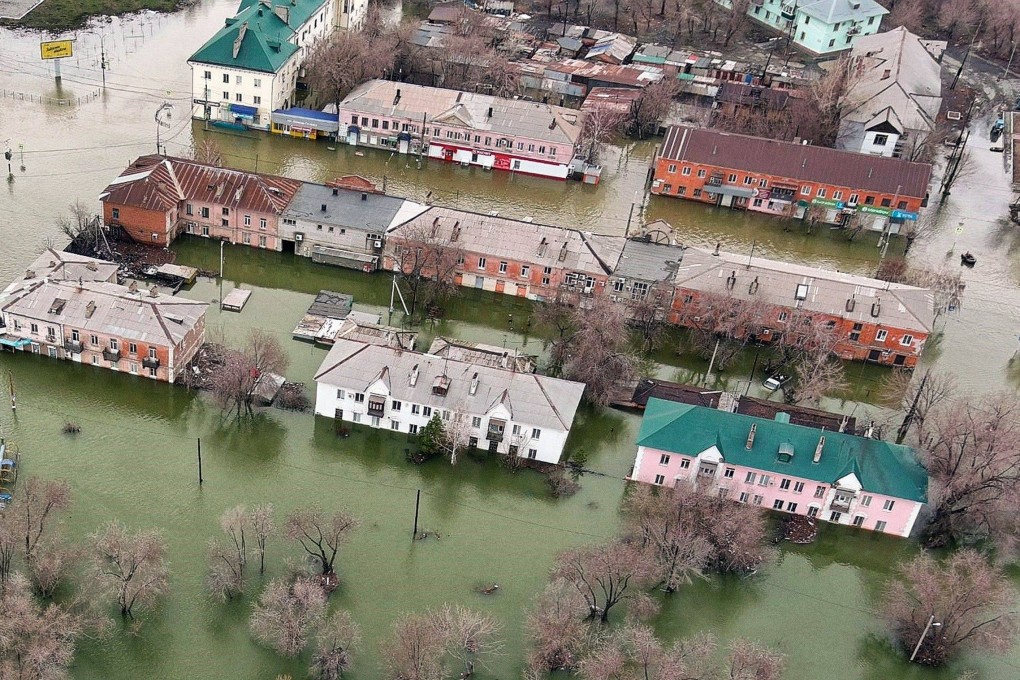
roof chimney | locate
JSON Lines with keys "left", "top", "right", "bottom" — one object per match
{"left": 745, "top": 423, "right": 757, "bottom": 450}
{"left": 469, "top": 372, "right": 479, "bottom": 395}
{"left": 321, "top": 203, "right": 327, "bottom": 211}
{"left": 813, "top": 435, "right": 825, "bottom": 463}
{"left": 487, "top": 107, "right": 493, "bottom": 118}
{"left": 410, "top": 364, "right": 419, "bottom": 386}
{"left": 85, "top": 301, "right": 97, "bottom": 318}
{"left": 332, "top": 187, "right": 339, "bottom": 196}
{"left": 361, "top": 192, "right": 368, "bottom": 201}
{"left": 558, "top": 242, "right": 568, "bottom": 262}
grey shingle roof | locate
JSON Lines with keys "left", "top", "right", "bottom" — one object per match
{"left": 798, "top": 0, "right": 887, "bottom": 24}
{"left": 283, "top": 183, "right": 423, "bottom": 232}
{"left": 314, "top": 339, "right": 585, "bottom": 432}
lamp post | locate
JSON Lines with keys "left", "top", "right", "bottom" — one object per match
{"left": 154, "top": 102, "right": 173, "bottom": 155}
{"left": 909, "top": 614, "right": 942, "bottom": 663}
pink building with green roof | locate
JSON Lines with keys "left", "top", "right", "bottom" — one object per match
{"left": 630, "top": 399, "right": 928, "bottom": 537}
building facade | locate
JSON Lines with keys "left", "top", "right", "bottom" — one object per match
{"left": 338, "top": 80, "right": 584, "bottom": 180}
{"left": 650, "top": 126, "right": 931, "bottom": 233}
{"left": 188, "top": 0, "right": 337, "bottom": 130}
{"left": 0, "top": 252, "right": 207, "bottom": 384}
{"left": 384, "top": 206, "right": 623, "bottom": 303}
{"left": 631, "top": 399, "right": 927, "bottom": 537}
{"left": 313, "top": 338, "right": 585, "bottom": 463}
{"left": 745, "top": 0, "right": 887, "bottom": 55}
{"left": 101, "top": 156, "right": 302, "bottom": 249}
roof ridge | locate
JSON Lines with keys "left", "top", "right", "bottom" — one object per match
{"left": 313, "top": 343, "right": 370, "bottom": 380}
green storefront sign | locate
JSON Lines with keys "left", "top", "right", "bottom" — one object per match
{"left": 858, "top": 205, "right": 892, "bottom": 216}
{"left": 811, "top": 198, "right": 844, "bottom": 209}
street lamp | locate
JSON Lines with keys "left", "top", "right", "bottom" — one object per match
{"left": 155, "top": 102, "right": 174, "bottom": 155}
{"left": 909, "top": 614, "right": 942, "bottom": 663}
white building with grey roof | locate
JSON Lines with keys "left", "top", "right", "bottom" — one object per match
{"left": 337, "top": 80, "right": 584, "bottom": 180}
{"left": 0, "top": 251, "right": 206, "bottom": 383}
{"left": 313, "top": 339, "right": 585, "bottom": 463}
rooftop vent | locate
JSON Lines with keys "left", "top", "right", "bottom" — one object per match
{"left": 538, "top": 237, "right": 548, "bottom": 257}
{"left": 48, "top": 298, "right": 67, "bottom": 315}
{"left": 25, "top": 269, "right": 35, "bottom": 279}
{"left": 432, "top": 374, "right": 451, "bottom": 396}
{"left": 394, "top": 88, "right": 401, "bottom": 105}
{"left": 332, "top": 187, "right": 339, "bottom": 196}
{"left": 149, "top": 286, "right": 159, "bottom": 298}
{"left": 746, "top": 423, "right": 757, "bottom": 450}
{"left": 795, "top": 283, "right": 809, "bottom": 300}
{"left": 86, "top": 261, "right": 98, "bottom": 271}
{"left": 487, "top": 107, "right": 493, "bottom": 118}
{"left": 871, "top": 298, "right": 881, "bottom": 318}
{"left": 813, "top": 435, "right": 825, "bottom": 463}
{"left": 846, "top": 296, "right": 855, "bottom": 312}
{"left": 558, "top": 242, "right": 568, "bottom": 262}
{"left": 469, "top": 372, "right": 479, "bottom": 395}
{"left": 361, "top": 192, "right": 368, "bottom": 201}
{"left": 778, "top": 442, "right": 794, "bottom": 463}
{"left": 549, "top": 118, "right": 557, "bottom": 129}
{"left": 410, "top": 364, "right": 420, "bottom": 387}
{"left": 321, "top": 203, "right": 328, "bottom": 212}
{"left": 85, "top": 301, "right": 96, "bottom": 318}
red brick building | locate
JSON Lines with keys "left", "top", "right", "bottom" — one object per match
{"left": 650, "top": 126, "right": 932, "bottom": 233}
{"left": 100, "top": 156, "right": 302, "bottom": 249}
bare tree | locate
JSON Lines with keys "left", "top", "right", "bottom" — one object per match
{"left": 91, "top": 522, "right": 170, "bottom": 619}
{"left": 27, "top": 543, "right": 79, "bottom": 599}
{"left": 9, "top": 477, "right": 72, "bottom": 565}
{"left": 535, "top": 300, "right": 577, "bottom": 377}
{"left": 207, "top": 505, "right": 249, "bottom": 603}
{"left": 210, "top": 330, "right": 290, "bottom": 417}
{"left": 304, "top": 30, "right": 395, "bottom": 112}
{"left": 552, "top": 539, "right": 654, "bottom": 623}
{"left": 882, "top": 550, "right": 1018, "bottom": 665}
{"left": 629, "top": 80, "right": 679, "bottom": 138}
{"left": 250, "top": 576, "right": 327, "bottom": 657}
{"left": 390, "top": 220, "right": 464, "bottom": 318}
{"left": 283, "top": 506, "right": 359, "bottom": 577}
{"left": 525, "top": 579, "right": 594, "bottom": 673}
{"left": 679, "top": 292, "right": 772, "bottom": 371}
{"left": 916, "top": 393, "right": 1020, "bottom": 552}
{"left": 878, "top": 369, "right": 956, "bottom": 445}
{"left": 250, "top": 503, "right": 274, "bottom": 576}
{"left": 311, "top": 610, "right": 361, "bottom": 680}
{"left": 803, "top": 56, "right": 857, "bottom": 147}
{"left": 382, "top": 611, "right": 449, "bottom": 680}
{"left": 188, "top": 138, "right": 224, "bottom": 167}
{"left": 579, "top": 103, "right": 627, "bottom": 164}
{"left": 725, "top": 638, "right": 786, "bottom": 679}
{"left": 439, "top": 412, "right": 473, "bottom": 465}
{"left": 721, "top": 0, "right": 750, "bottom": 45}
{"left": 0, "top": 573, "right": 85, "bottom": 680}
{"left": 438, "top": 605, "right": 502, "bottom": 677}
{"left": 59, "top": 202, "right": 110, "bottom": 258}
{"left": 561, "top": 297, "right": 637, "bottom": 407}
{"left": 0, "top": 522, "right": 15, "bottom": 586}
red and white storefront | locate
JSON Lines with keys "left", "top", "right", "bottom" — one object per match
{"left": 425, "top": 142, "right": 571, "bottom": 180}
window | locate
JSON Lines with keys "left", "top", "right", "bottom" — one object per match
{"left": 745, "top": 471, "right": 756, "bottom": 484}
{"left": 235, "top": 93, "right": 242, "bottom": 102}
{"left": 693, "top": 189, "right": 702, "bottom": 198}
{"left": 659, "top": 454, "right": 671, "bottom": 466}
{"left": 201, "top": 207, "right": 210, "bottom": 218}
{"left": 829, "top": 511, "right": 842, "bottom": 522}
{"left": 469, "top": 416, "right": 481, "bottom": 428}
{"left": 186, "top": 204, "right": 193, "bottom": 216}
{"left": 875, "top": 329, "right": 888, "bottom": 342}
{"left": 817, "top": 187, "right": 826, "bottom": 198}
{"left": 864, "top": 195, "right": 875, "bottom": 205}
{"left": 814, "top": 486, "right": 826, "bottom": 498}
{"left": 753, "top": 495, "right": 763, "bottom": 506}
{"left": 260, "top": 218, "right": 267, "bottom": 230}
{"left": 243, "top": 233, "right": 251, "bottom": 245}
{"left": 499, "top": 261, "right": 508, "bottom": 273}
{"left": 744, "top": 176, "right": 754, "bottom": 185}
{"left": 112, "top": 208, "right": 120, "bottom": 220}
{"left": 520, "top": 265, "right": 530, "bottom": 278}
{"left": 223, "top": 73, "right": 230, "bottom": 83}
{"left": 354, "top": 393, "right": 365, "bottom": 403}
{"left": 873, "top": 134, "right": 888, "bottom": 146}
{"left": 244, "top": 215, "right": 251, "bottom": 226}
{"left": 129, "top": 343, "right": 137, "bottom": 354}
{"left": 234, "top": 75, "right": 242, "bottom": 85}
{"left": 532, "top": 428, "right": 541, "bottom": 439}
{"left": 681, "top": 166, "right": 691, "bottom": 176}
{"left": 808, "top": 506, "right": 819, "bottom": 518}
{"left": 409, "top": 424, "right": 419, "bottom": 434}
{"left": 71, "top": 330, "right": 79, "bottom": 342}
{"left": 780, "top": 478, "right": 791, "bottom": 490}
{"left": 875, "top": 520, "right": 887, "bottom": 532}
{"left": 392, "top": 400, "right": 402, "bottom": 411}
{"left": 203, "top": 70, "right": 212, "bottom": 79}
{"left": 528, "top": 449, "right": 538, "bottom": 460}
{"left": 868, "top": 15, "right": 875, "bottom": 24}
{"left": 828, "top": 38, "right": 835, "bottom": 47}
{"left": 253, "top": 96, "right": 261, "bottom": 105}
{"left": 477, "top": 257, "right": 487, "bottom": 270}
{"left": 371, "top": 119, "right": 378, "bottom": 128}
{"left": 254, "top": 78, "right": 261, "bottom": 87}
{"left": 679, "top": 458, "right": 691, "bottom": 469}
{"left": 787, "top": 502, "right": 798, "bottom": 513}
{"left": 724, "top": 467, "right": 734, "bottom": 478}
{"left": 109, "top": 339, "right": 119, "bottom": 351}
{"left": 800, "top": 185, "right": 811, "bottom": 195}
{"left": 739, "top": 492, "right": 749, "bottom": 503}
{"left": 30, "top": 322, "right": 39, "bottom": 334}
{"left": 758, "top": 475, "right": 770, "bottom": 487}
{"left": 383, "top": 121, "right": 390, "bottom": 130}
{"left": 222, "top": 219, "right": 229, "bottom": 227}
{"left": 848, "top": 193, "right": 859, "bottom": 205}
{"left": 898, "top": 200, "right": 908, "bottom": 209}
{"left": 223, "top": 91, "right": 229, "bottom": 100}
{"left": 422, "top": 407, "right": 432, "bottom": 417}
{"left": 882, "top": 499, "right": 895, "bottom": 511}
{"left": 793, "top": 481, "right": 804, "bottom": 493}
{"left": 662, "top": 184, "right": 672, "bottom": 195}
{"left": 759, "top": 178, "right": 767, "bottom": 187}
{"left": 391, "top": 420, "right": 400, "bottom": 430}
{"left": 678, "top": 186, "right": 687, "bottom": 196}
{"left": 852, "top": 515, "right": 865, "bottom": 527}
{"left": 411, "top": 404, "right": 420, "bottom": 415}
{"left": 773, "top": 499, "right": 785, "bottom": 510}
{"left": 654, "top": 474, "right": 666, "bottom": 485}
{"left": 727, "top": 173, "right": 737, "bottom": 182}
{"left": 668, "top": 164, "right": 677, "bottom": 173}
{"left": 90, "top": 334, "right": 99, "bottom": 346}
{"left": 900, "top": 335, "right": 914, "bottom": 346}
{"left": 833, "top": 190, "right": 843, "bottom": 200}
{"left": 696, "top": 169, "right": 706, "bottom": 178}
{"left": 778, "top": 311, "right": 788, "bottom": 322}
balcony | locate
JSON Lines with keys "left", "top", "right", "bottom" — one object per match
{"left": 45, "top": 335, "right": 57, "bottom": 344}
{"left": 142, "top": 356, "right": 161, "bottom": 370}
{"left": 830, "top": 496, "right": 853, "bottom": 513}
{"left": 64, "top": 340, "right": 83, "bottom": 354}
{"left": 102, "top": 348, "right": 121, "bottom": 362}
{"left": 486, "top": 420, "right": 506, "bottom": 442}
{"left": 707, "top": 175, "right": 724, "bottom": 187}
{"left": 367, "top": 398, "right": 386, "bottom": 417}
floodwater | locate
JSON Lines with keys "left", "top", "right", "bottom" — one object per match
{"left": 0, "top": 1, "right": 1019, "bottom": 679}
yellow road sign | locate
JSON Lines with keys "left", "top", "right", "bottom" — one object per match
{"left": 40, "top": 40, "right": 73, "bottom": 60}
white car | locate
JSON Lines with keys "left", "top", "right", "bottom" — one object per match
{"left": 763, "top": 374, "right": 790, "bottom": 391}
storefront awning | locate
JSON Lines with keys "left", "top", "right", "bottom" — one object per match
{"left": 704, "top": 184, "right": 755, "bottom": 198}
{"left": 271, "top": 107, "right": 339, "bottom": 133}
{"left": 0, "top": 334, "right": 30, "bottom": 348}
{"left": 230, "top": 103, "right": 258, "bottom": 118}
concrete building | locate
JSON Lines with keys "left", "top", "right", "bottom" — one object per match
{"left": 0, "top": 251, "right": 206, "bottom": 383}
{"left": 839, "top": 27, "right": 945, "bottom": 159}
{"left": 313, "top": 338, "right": 585, "bottom": 463}
{"left": 188, "top": 0, "right": 339, "bottom": 130}
{"left": 384, "top": 206, "right": 623, "bottom": 303}
{"left": 337, "top": 80, "right": 584, "bottom": 179}
{"left": 100, "top": 156, "right": 302, "bottom": 248}
{"left": 650, "top": 126, "right": 931, "bottom": 232}
{"left": 631, "top": 399, "right": 927, "bottom": 537}
{"left": 279, "top": 177, "right": 427, "bottom": 269}
{"left": 745, "top": 0, "right": 887, "bottom": 55}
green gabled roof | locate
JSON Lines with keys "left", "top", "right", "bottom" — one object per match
{"left": 637, "top": 399, "right": 927, "bottom": 503}
{"left": 189, "top": 0, "right": 329, "bottom": 73}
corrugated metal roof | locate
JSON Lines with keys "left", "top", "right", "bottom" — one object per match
{"left": 658, "top": 126, "right": 931, "bottom": 198}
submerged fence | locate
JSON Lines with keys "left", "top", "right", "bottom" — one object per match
{"left": 0, "top": 88, "right": 100, "bottom": 107}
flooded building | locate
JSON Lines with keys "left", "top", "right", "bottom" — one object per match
{"left": 630, "top": 399, "right": 927, "bottom": 537}
{"left": 337, "top": 80, "right": 584, "bottom": 180}
{"left": 650, "top": 126, "right": 931, "bottom": 232}
{"left": 188, "top": 0, "right": 340, "bottom": 129}
{"left": 313, "top": 339, "right": 585, "bottom": 463}
{"left": 0, "top": 251, "right": 206, "bottom": 383}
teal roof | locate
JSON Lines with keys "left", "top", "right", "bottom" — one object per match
{"left": 189, "top": 0, "right": 329, "bottom": 73}
{"left": 637, "top": 399, "right": 927, "bottom": 503}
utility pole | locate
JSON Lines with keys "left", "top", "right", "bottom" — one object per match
{"left": 1003, "top": 41, "right": 1017, "bottom": 80}
{"left": 951, "top": 20, "right": 983, "bottom": 90}
{"left": 197, "top": 438, "right": 204, "bottom": 484}
{"left": 98, "top": 34, "right": 108, "bottom": 89}
{"left": 411, "top": 489, "right": 421, "bottom": 539}
{"left": 155, "top": 101, "right": 173, "bottom": 155}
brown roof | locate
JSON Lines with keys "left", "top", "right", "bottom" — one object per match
{"left": 627, "top": 378, "right": 722, "bottom": 409}
{"left": 100, "top": 156, "right": 302, "bottom": 215}
{"left": 735, "top": 395, "right": 856, "bottom": 432}
{"left": 716, "top": 83, "right": 791, "bottom": 110}
{"left": 659, "top": 126, "right": 932, "bottom": 198}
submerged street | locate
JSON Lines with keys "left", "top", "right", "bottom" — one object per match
{"left": 1, "top": 1, "right": 1020, "bottom": 678}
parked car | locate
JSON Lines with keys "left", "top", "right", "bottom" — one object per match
{"left": 763, "top": 373, "right": 790, "bottom": 391}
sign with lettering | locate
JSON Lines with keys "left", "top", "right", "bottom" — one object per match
{"left": 812, "top": 198, "right": 844, "bottom": 209}
{"left": 40, "top": 40, "right": 73, "bottom": 60}
{"left": 858, "top": 205, "right": 892, "bottom": 216}
{"left": 891, "top": 209, "right": 918, "bottom": 221}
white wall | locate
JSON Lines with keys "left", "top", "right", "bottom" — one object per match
{"left": 859, "top": 130, "right": 899, "bottom": 157}
{"left": 189, "top": 63, "right": 287, "bottom": 129}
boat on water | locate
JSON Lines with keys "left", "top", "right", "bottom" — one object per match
{"left": 961, "top": 252, "right": 977, "bottom": 267}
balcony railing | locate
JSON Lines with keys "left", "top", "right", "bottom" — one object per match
{"left": 64, "top": 340, "right": 83, "bottom": 354}
{"left": 830, "top": 498, "right": 853, "bottom": 513}
{"left": 103, "top": 348, "right": 121, "bottom": 362}
{"left": 142, "top": 356, "right": 161, "bottom": 370}
{"left": 486, "top": 428, "right": 505, "bottom": 442}
{"left": 367, "top": 402, "right": 386, "bottom": 417}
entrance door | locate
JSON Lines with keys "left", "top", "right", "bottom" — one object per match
{"left": 867, "top": 349, "right": 881, "bottom": 362}
{"left": 893, "top": 354, "right": 906, "bottom": 366}
{"left": 475, "top": 276, "right": 484, "bottom": 289}
{"left": 444, "top": 148, "right": 454, "bottom": 161}
{"left": 398, "top": 139, "right": 409, "bottom": 154}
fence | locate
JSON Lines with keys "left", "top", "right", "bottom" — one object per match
{"left": 0, "top": 89, "right": 101, "bottom": 107}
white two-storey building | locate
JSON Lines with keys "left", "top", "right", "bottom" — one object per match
{"left": 313, "top": 339, "right": 586, "bottom": 463}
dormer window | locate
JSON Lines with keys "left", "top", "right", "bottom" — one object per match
{"left": 432, "top": 375, "right": 450, "bottom": 396}
{"left": 777, "top": 443, "right": 794, "bottom": 463}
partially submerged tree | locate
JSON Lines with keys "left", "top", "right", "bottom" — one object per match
{"left": 9, "top": 477, "right": 72, "bottom": 564}
{"left": 304, "top": 29, "right": 394, "bottom": 112}
{"left": 250, "top": 503, "right": 275, "bottom": 576}
{"left": 283, "top": 506, "right": 359, "bottom": 577}
{"left": 207, "top": 505, "right": 249, "bottom": 602}
{"left": 311, "top": 610, "right": 361, "bottom": 680}
{"left": 561, "top": 297, "right": 637, "bottom": 407}
{"left": 381, "top": 611, "right": 448, "bottom": 680}
{"left": 250, "top": 576, "right": 327, "bottom": 657}
{"left": 91, "top": 522, "right": 170, "bottom": 619}
{"left": 725, "top": 637, "right": 786, "bottom": 679}
{"left": 579, "top": 103, "right": 626, "bottom": 164}
{"left": 552, "top": 539, "right": 654, "bottom": 622}
{"left": 188, "top": 138, "right": 224, "bottom": 167}
{"left": 628, "top": 80, "right": 679, "bottom": 138}
{"left": 210, "top": 329, "right": 290, "bottom": 417}
{"left": 0, "top": 573, "right": 86, "bottom": 680}
{"left": 882, "top": 550, "right": 1018, "bottom": 666}
{"left": 391, "top": 220, "right": 464, "bottom": 318}
{"left": 878, "top": 369, "right": 956, "bottom": 445}
{"left": 525, "top": 578, "right": 593, "bottom": 673}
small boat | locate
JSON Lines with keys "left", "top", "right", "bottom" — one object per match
{"left": 961, "top": 252, "right": 977, "bottom": 266}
